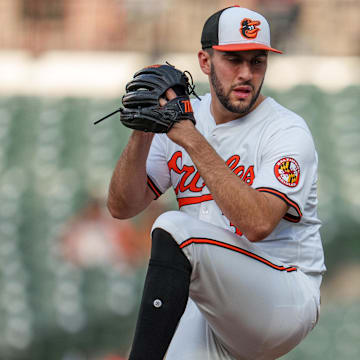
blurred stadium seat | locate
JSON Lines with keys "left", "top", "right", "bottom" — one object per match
{"left": 0, "top": 86, "right": 359, "bottom": 359}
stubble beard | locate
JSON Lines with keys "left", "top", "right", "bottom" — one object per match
{"left": 210, "top": 63, "right": 264, "bottom": 115}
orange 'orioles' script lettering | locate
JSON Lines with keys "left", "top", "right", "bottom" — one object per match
{"left": 168, "top": 152, "right": 255, "bottom": 196}
{"left": 168, "top": 152, "right": 255, "bottom": 236}
{"left": 226, "top": 155, "right": 255, "bottom": 186}
{"left": 167, "top": 151, "right": 205, "bottom": 195}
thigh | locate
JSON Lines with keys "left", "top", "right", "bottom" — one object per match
{"left": 153, "top": 211, "right": 318, "bottom": 360}
{"left": 166, "top": 299, "right": 235, "bottom": 360}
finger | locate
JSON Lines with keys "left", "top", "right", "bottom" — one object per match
{"left": 159, "top": 88, "right": 177, "bottom": 107}
{"left": 165, "top": 88, "right": 177, "bottom": 101}
{"left": 159, "top": 97, "right": 167, "bottom": 107}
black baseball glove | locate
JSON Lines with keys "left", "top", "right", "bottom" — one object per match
{"left": 120, "top": 63, "right": 197, "bottom": 133}
{"left": 94, "top": 63, "right": 199, "bottom": 133}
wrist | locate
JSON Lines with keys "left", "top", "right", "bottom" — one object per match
{"left": 133, "top": 130, "right": 155, "bottom": 137}
{"left": 132, "top": 130, "right": 155, "bottom": 142}
{"left": 178, "top": 126, "right": 204, "bottom": 153}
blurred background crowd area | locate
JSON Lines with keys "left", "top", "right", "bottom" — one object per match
{"left": 0, "top": 0, "right": 360, "bottom": 359}
{"left": 0, "top": 0, "right": 359, "bottom": 55}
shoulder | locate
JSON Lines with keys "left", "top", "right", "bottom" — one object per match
{"left": 264, "top": 98, "right": 310, "bottom": 132}
{"left": 259, "top": 98, "right": 315, "bottom": 146}
{"left": 261, "top": 98, "right": 317, "bottom": 155}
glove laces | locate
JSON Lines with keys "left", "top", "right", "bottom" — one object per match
{"left": 95, "top": 63, "right": 201, "bottom": 125}
{"left": 165, "top": 61, "right": 201, "bottom": 101}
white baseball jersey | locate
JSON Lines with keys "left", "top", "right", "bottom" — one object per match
{"left": 147, "top": 94, "right": 325, "bottom": 277}
{"left": 145, "top": 94, "right": 326, "bottom": 359}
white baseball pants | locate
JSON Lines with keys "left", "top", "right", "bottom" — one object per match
{"left": 151, "top": 211, "right": 320, "bottom": 360}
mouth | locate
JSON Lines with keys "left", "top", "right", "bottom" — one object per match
{"left": 232, "top": 85, "right": 253, "bottom": 100}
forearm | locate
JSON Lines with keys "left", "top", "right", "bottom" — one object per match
{"left": 107, "top": 131, "right": 155, "bottom": 219}
{"left": 187, "top": 135, "right": 270, "bottom": 240}
{"left": 170, "top": 124, "right": 282, "bottom": 241}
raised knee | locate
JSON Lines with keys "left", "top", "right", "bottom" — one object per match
{"left": 151, "top": 210, "right": 189, "bottom": 236}
{"left": 151, "top": 228, "right": 192, "bottom": 274}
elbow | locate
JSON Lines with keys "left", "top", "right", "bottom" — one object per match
{"left": 245, "top": 222, "right": 273, "bottom": 243}
{"left": 107, "top": 199, "right": 130, "bottom": 220}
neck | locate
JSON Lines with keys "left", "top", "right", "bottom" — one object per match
{"left": 210, "top": 93, "right": 266, "bottom": 125}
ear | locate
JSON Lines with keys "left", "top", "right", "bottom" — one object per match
{"left": 198, "top": 50, "right": 211, "bottom": 76}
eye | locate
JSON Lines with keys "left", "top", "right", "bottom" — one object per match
{"left": 226, "top": 56, "right": 241, "bottom": 64}
{"left": 252, "top": 57, "right": 266, "bottom": 66}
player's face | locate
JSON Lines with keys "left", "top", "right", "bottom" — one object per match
{"left": 209, "top": 50, "right": 267, "bottom": 116}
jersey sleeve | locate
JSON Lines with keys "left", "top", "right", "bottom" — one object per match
{"left": 252, "top": 126, "right": 318, "bottom": 223}
{"left": 146, "top": 134, "right": 171, "bottom": 199}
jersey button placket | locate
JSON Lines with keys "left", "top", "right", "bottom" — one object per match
{"left": 199, "top": 202, "right": 210, "bottom": 221}
{"left": 209, "top": 129, "right": 219, "bottom": 147}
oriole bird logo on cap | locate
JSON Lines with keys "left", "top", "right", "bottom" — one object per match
{"left": 240, "top": 18, "right": 261, "bottom": 39}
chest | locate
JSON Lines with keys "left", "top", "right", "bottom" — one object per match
{"left": 166, "top": 124, "right": 264, "bottom": 196}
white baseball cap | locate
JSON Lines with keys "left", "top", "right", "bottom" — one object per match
{"left": 201, "top": 6, "right": 282, "bottom": 54}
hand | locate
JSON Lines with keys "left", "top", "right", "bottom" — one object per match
{"left": 160, "top": 89, "right": 198, "bottom": 147}
{"left": 120, "top": 63, "right": 196, "bottom": 133}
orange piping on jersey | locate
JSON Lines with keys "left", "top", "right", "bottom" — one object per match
{"left": 147, "top": 176, "right": 162, "bottom": 199}
{"left": 283, "top": 213, "right": 301, "bottom": 223}
{"left": 177, "top": 194, "right": 213, "bottom": 208}
{"left": 256, "top": 187, "right": 302, "bottom": 221}
{"left": 180, "top": 238, "right": 297, "bottom": 272}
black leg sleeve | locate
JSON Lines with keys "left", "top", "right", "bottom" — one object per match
{"left": 129, "top": 228, "right": 192, "bottom": 360}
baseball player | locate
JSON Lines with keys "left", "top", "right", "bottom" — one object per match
{"left": 105, "top": 6, "right": 326, "bottom": 360}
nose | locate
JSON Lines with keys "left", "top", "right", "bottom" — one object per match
{"left": 236, "top": 62, "right": 252, "bottom": 82}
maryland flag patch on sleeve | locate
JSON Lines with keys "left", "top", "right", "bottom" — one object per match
{"left": 274, "top": 157, "right": 300, "bottom": 187}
